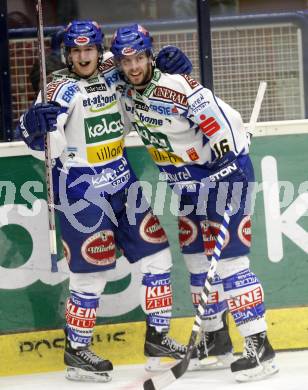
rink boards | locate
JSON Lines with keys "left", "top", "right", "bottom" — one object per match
{"left": 1, "top": 308, "right": 308, "bottom": 376}
{"left": 1, "top": 120, "right": 308, "bottom": 375}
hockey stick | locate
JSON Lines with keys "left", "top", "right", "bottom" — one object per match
{"left": 36, "top": 0, "right": 58, "bottom": 272}
{"left": 143, "top": 82, "right": 267, "bottom": 390}
{"left": 247, "top": 81, "right": 267, "bottom": 137}
{"left": 143, "top": 205, "right": 232, "bottom": 390}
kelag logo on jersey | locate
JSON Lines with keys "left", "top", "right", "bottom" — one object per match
{"left": 132, "top": 122, "right": 173, "bottom": 151}
{"left": 85, "top": 112, "right": 124, "bottom": 144}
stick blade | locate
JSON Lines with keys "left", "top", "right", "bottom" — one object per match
{"left": 143, "top": 358, "right": 189, "bottom": 390}
{"left": 144, "top": 369, "right": 176, "bottom": 390}
{"left": 143, "top": 378, "right": 156, "bottom": 390}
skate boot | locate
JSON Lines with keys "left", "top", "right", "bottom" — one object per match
{"left": 144, "top": 325, "right": 188, "bottom": 371}
{"left": 231, "top": 331, "right": 279, "bottom": 382}
{"left": 189, "top": 312, "right": 234, "bottom": 370}
{"left": 64, "top": 336, "right": 113, "bottom": 382}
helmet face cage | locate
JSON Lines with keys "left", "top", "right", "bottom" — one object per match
{"left": 63, "top": 20, "right": 104, "bottom": 71}
{"left": 111, "top": 24, "right": 153, "bottom": 60}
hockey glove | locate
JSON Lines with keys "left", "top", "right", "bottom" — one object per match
{"left": 156, "top": 45, "right": 192, "bottom": 74}
{"left": 21, "top": 102, "right": 61, "bottom": 144}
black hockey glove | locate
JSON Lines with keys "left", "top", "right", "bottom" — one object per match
{"left": 156, "top": 45, "right": 193, "bottom": 74}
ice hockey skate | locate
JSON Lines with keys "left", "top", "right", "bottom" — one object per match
{"left": 144, "top": 325, "right": 189, "bottom": 371}
{"left": 189, "top": 313, "right": 234, "bottom": 371}
{"left": 231, "top": 331, "right": 279, "bottom": 382}
{"left": 64, "top": 335, "right": 113, "bottom": 382}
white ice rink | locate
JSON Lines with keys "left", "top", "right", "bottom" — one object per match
{"left": 1, "top": 350, "right": 307, "bottom": 390}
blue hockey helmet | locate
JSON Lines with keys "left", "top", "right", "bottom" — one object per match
{"left": 111, "top": 24, "right": 153, "bottom": 59}
{"left": 63, "top": 20, "right": 103, "bottom": 48}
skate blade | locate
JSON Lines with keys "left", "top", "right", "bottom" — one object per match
{"left": 144, "top": 357, "right": 179, "bottom": 372}
{"left": 235, "top": 359, "right": 279, "bottom": 383}
{"left": 66, "top": 366, "right": 112, "bottom": 382}
{"left": 189, "top": 353, "right": 234, "bottom": 371}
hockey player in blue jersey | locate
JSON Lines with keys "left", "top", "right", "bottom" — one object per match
{"left": 18, "top": 20, "right": 193, "bottom": 382}
{"left": 110, "top": 23, "right": 279, "bottom": 382}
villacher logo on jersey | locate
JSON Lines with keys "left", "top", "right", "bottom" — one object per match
{"left": 81, "top": 230, "right": 116, "bottom": 266}
{"left": 140, "top": 213, "right": 168, "bottom": 244}
{"left": 178, "top": 216, "right": 198, "bottom": 247}
{"left": 62, "top": 239, "right": 71, "bottom": 264}
{"left": 202, "top": 220, "right": 230, "bottom": 256}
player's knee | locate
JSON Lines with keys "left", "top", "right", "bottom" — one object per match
{"left": 140, "top": 247, "right": 172, "bottom": 274}
{"left": 69, "top": 271, "right": 107, "bottom": 296}
{"left": 183, "top": 252, "right": 210, "bottom": 274}
{"left": 216, "top": 255, "right": 250, "bottom": 279}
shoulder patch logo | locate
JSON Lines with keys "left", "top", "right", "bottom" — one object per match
{"left": 100, "top": 57, "right": 116, "bottom": 73}
{"left": 46, "top": 79, "right": 78, "bottom": 102}
{"left": 47, "top": 79, "right": 68, "bottom": 101}
{"left": 182, "top": 74, "right": 199, "bottom": 89}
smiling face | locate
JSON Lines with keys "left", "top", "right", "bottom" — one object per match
{"left": 68, "top": 44, "right": 99, "bottom": 77}
{"left": 119, "top": 52, "right": 153, "bottom": 89}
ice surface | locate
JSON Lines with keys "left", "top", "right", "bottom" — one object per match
{"left": 0, "top": 350, "right": 307, "bottom": 390}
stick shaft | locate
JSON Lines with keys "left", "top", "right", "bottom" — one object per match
{"left": 248, "top": 81, "right": 267, "bottom": 136}
{"left": 37, "top": 0, "right": 58, "bottom": 272}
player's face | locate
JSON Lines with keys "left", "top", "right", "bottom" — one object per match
{"left": 69, "top": 45, "right": 99, "bottom": 77}
{"left": 120, "top": 52, "right": 152, "bottom": 88}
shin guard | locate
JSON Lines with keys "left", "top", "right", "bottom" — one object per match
{"left": 191, "top": 272, "right": 228, "bottom": 332}
{"left": 223, "top": 269, "right": 267, "bottom": 336}
{"left": 65, "top": 290, "right": 99, "bottom": 347}
{"left": 141, "top": 272, "right": 173, "bottom": 333}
